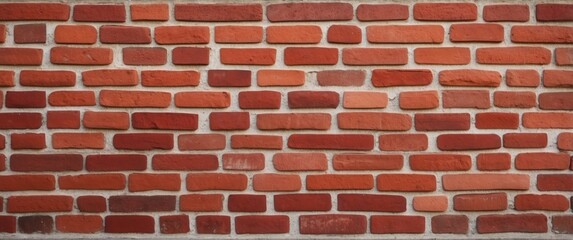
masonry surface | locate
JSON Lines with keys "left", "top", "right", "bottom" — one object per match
{"left": 0, "top": 0, "right": 572, "bottom": 238}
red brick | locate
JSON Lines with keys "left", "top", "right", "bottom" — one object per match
{"left": 180, "top": 194, "right": 223, "bottom": 212}
{"left": 413, "top": 195, "right": 448, "bottom": 212}
{"left": 52, "top": 133, "right": 104, "bottom": 149}
{"left": 113, "top": 133, "right": 173, "bottom": 150}
{"left": 7, "top": 195, "right": 73, "bottom": 213}
{"left": 128, "top": 173, "right": 180, "bottom": 192}
{"left": 556, "top": 48, "right": 573, "bottom": 66}
{"left": 0, "top": 174, "right": 55, "bottom": 191}
{"left": 267, "top": 2, "right": 353, "bottom": 22}
{"left": 558, "top": 133, "right": 573, "bottom": 150}
{"left": 523, "top": 112, "right": 573, "bottom": 129}
{"left": 506, "top": 69, "right": 540, "bottom": 87}
{"left": 438, "top": 134, "right": 501, "bottom": 150}
{"left": 285, "top": 47, "right": 338, "bottom": 65}
{"left": 208, "top": 70, "right": 251, "bottom": 87}
{"left": 228, "top": 194, "right": 266, "bottom": 212}
{"left": 175, "top": 3, "right": 262, "bottom": 22}
{"left": 48, "top": 91, "right": 95, "bottom": 107}
{"left": 59, "top": 174, "right": 125, "bottom": 190}
{"left": 0, "top": 25, "right": 4, "bottom": 43}
{"left": 142, "top": 70, "right": 199, "bottom": 87}
{"left": 175, "top": 91, "right": 230, "bottom": 108}
{"left": 317, "top": 70, "right": 365, "bottom": 87}
{"left": 74, "top": 4, "right": 125, "bottom": 22}
{"left": 273, "top": 153, "right": 328, "bottom": 171}
{"left": 415, "top": 113, "right": 470, "bottom": 131}
{"left": 196, "top": 215, "right": 230, "bottom": 234}
{"left": 477, "top": 47, "right": 551, "bottom": 65}
{"left": 450, "top": 24, "right": 504, "bottom": 42}
{"left": 152, "top": 154, "right": 218, "bottom": 171}
{"left": 454, "top": 193, "right": 507, "bottom": 211}
{"left": 209, "top": 112, "right": 249, "bottom": 131}
{"left": 439, "top": 69, "right": 501, "bottom": 87}
{"left": 77, "top": 196, "right": 106, "bottom": 213}
{"left": 415, "top": 47, "right": 470, "bottom": 65}
{"left": 512, "top": 26, "right": 573, "bottom": 44}
{"left": 371, "top": 215, "right": 425, "bottom": 234}
{"left": 475, "top": 112, "right": 519, "bottom": 129}
{"left": 54, "top": 25, "right": 97, "bottom": 44}
{"left": 357, "top": 4, "right": 409, "bottom": 21}
{"left": 18, "top": 216, "right": 53, "bottom": 234}
{"left": 493, "top": 91, "right": 537, "bottom": 108}
{"left": 215, "top": 26, "right": 262, "bottom": 43}
{"left": 154, "top": 26, "right": 209, "bottom": 44}
{"left": 289, "top": 134, "right": 374, "bottom": 151}
{"left": 104, "top": 215, "right": 154, "bottom": 233}
{"left": 367, "top": 25, "right": 444, "bottom": 43}
{"left": 14, "top": 24, "right": 46, "bottom": 43}
{"left": 257, "top": 113, "right": 330, "bottom": 131}
{"left": 159, "top": 215, "right": 189, "bottom": 234}
{"left": 231, "top": 135, "right": 282, "bottom": 150}
{"left": 414, "top": 3, "right": 477, "bottom": 21}
{"left": 409, "top": 154, "right": 471, "bottom": 171}
{"left": 0, "top": 113, "right": 42, "bottom": 129}
{"left": 515, "top": 194, "right": 570, "bottom": 211}
{"left": 504, "top": 133, "right": 547, "bottom": 148}
{"left": 253, "top": 174, "right": 301, "bottom": 192}
{"left": 131, "top": 4, "right": 168, "bottom": 21}
{"left": 288, "top": 91, "right": 339, "bottom": 109}
{"left": 299, "top": 214, "right": 367, "bottom": 234}
{"left": 5, "top": 91, "right": 45, "bottom": 108}
{"left": 338, "top": 112, "right": 412, "bottom": 131}
{"left": 274, "top": 194, "right": 331, "bottom": 212}
{"left": 0, "top": 216, "right": 16, "bottom": 233}
{"left": 484, "top": 4, "right": 529, "bottom": 22}
{"left": 0, "top": 3, "right": 70, "bottom": 21}
{"left": 0, "top": 71, "right": 15, "bottom": 86}
{"left": 516, "top": 152, "right": 570, "bottom": 170}
{"left": 186, "top": 173, "right": 247, "bottom": 191}
{"left": 109, "top": 195, "right": 175, "bottom": 212}
{"left": 99, "top": 90, "right": 171, "bottom": 108}
{"left": 343, "top": 48, "right": 408, "bottom": 65}
{"left": 20, "top": 70, "right": 75, "bottom": 87}
{"left": 379, "top": 134, "right": 428, "bottom": 151}
{"left": 538, "top": 174, "right": 573, "bottom": 191}
{"left": 83, "top": 111, "right": 129, "bottom": 130}
{"left": 477, "top": 214, "right": 547, "bottom": 233}
{"left": 235, "top": 215, "right": 289, "bottom": 234}
{"left": 50, "top": 47, "right": 113, "bottom": 65}
{"left": 536, "top": 4, "right": 573, "bottom": 22}
{"left": 123, "top": 47, "right": 166, "bottom": 66}
{"left": 172, "top": 47, "right": 210, "bottom": 65}
{"left": 221, "top": 48, "right": 275, "bottom": 65}
{"left": 399, "top": 91, "right": 439, "bottom": 110}
{"left": 544, "top": 70, "right": 573, "bottom": 88}
{"left": 443, "top": 90, "right": 491, "bottom": 109}
{"left": 306, "top": 174, "right": 374, "bottom": 190}
{"left": 223, "top": 153, "right": 264, "bottom": 171}
{"left": 432, "top": 215, "right": 469, "bottom": 234}
{"left": 10, "top": 154, "right": 82, "bottom": 172}
{"left": 477, "top": 153, "right": 511, "bottom": 171}
{"left": 0, "top": 48, "right": 43, "bottom": 66}
{"left": 100, "top": 25, "right": 150, "bottom": 44}
{"left": 338, "top": 194, "right": 406, "bottom": 212}
{"left": 257, "top": 70, "right": 304, "bottom": 86}
{"left": 377, "top": 174, "right": 436, "bottom": 192}
{"left": 343, "top": 91, "right": 387, "bottom": 109}
{"left": 333, "top": 154, "right": 403, "bottom": 171}
{"left": 443, "top": 174, "right": 530, "bottom": 191}
{"left": 266, "top": 25, "right": 322, "bottom": 44}
{"left": 239, "top": 91, "right": 280, "bottom": 109}
{"left": 178, "top": 134, "right": 225, "bottom": 151}
{"left": 328, "top": 25, "right": 361, "bottom": 44}
{"left": 86, "top": 154, "right": 147, "bottom": 172}
{"left": 540, "top": 92, "right": 573, "bottom": 110}
{"left": 10, "top": 133, "right": 45, "bottom": 150}
{"left": 132, "top": 112, "right": 198, "bottom": 130}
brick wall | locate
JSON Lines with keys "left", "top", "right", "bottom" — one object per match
{"left": 0, "top": 0, "right": 572, "bottom": 238}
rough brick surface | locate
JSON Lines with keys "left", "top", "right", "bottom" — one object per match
{"left": 0, "top": 0, "right": 569, "bottom": 238}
